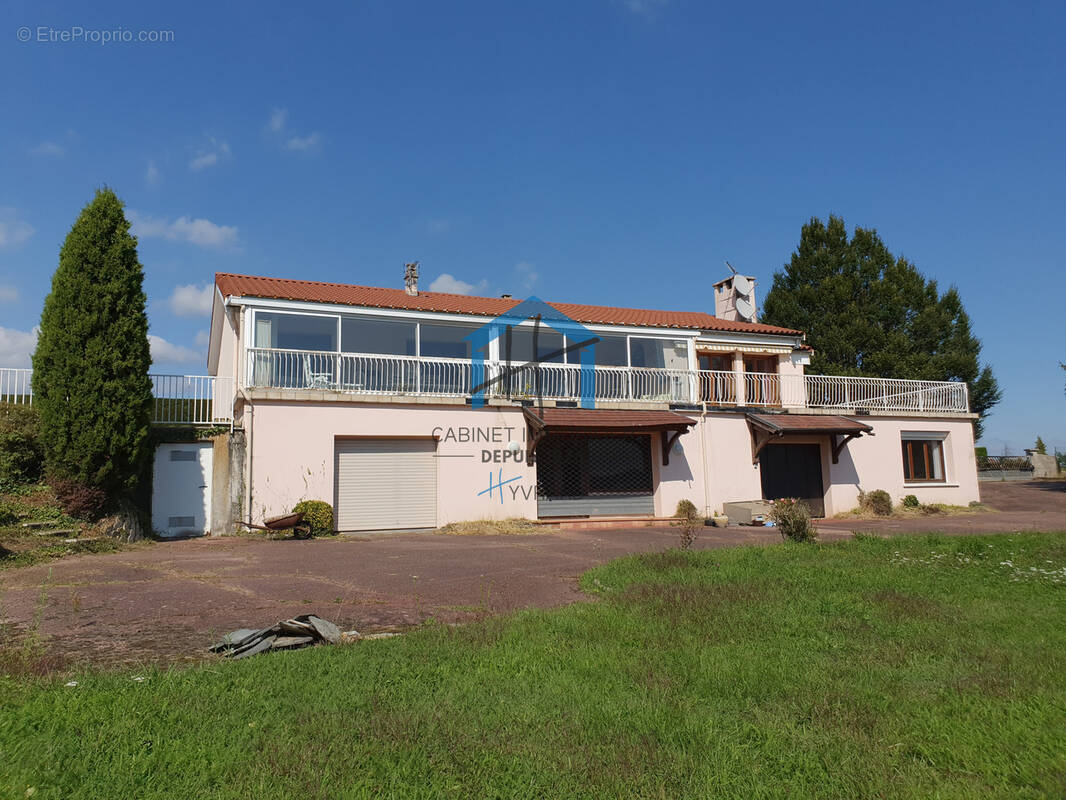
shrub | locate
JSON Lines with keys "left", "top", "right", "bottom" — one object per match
{"left": 0, "top": 404, "right": 43, "bottom": 490}
{"left": 859, "top": 489, "right": 893, "bottom": 516}
{"left": 903, "top": 494, "right": 920, "bottom": 508}
{"left": 768, "top": 498, "right": 816, "bottom": 542}
{"left": 0, "top": 501, "right": 19, "bottom": 527}
{"left": 50, "top": 476, "right": 109, "bottom": 521}
{"left": 675, "top": 499, "right": 700, "bottom": 521}
{"left": 293, "top": 500, "right": 333, "bottom": 534}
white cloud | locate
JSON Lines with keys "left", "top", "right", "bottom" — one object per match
{"left": 514, "top": 261, "right": 539, "bottom": 293}
{"left": 194, "top": 329, "right": 210, "bottom": 347}
{"left": 267, "top": 109, "right": 320, "bottom": 152}
{"left": 130, "top": 211, "right": 239, "bottom": 249}
{"left": 428, "top": 273, "right": 489, "bottom": 295}
{"left": 30, "top": 141, "right": 65, "bottom": 157}
{"left": 267, "top": 107, "right": 288, "bottom": 132}
{"left": 0, "top": 326, "right": 38, "bottom": 368}
{"left": 167, "top": 284, "right": 214, "bottom": 317}
{"left": 0, "top": 209, "right": 35, "bottom": 249}
{"left": 189, "top": 138, "right": 231, "bottom": 172}
{"left": 149, "top": 334, "right": 200, "bottom": 365}
{"left": 146, "top": 160, "right": 161, "bottom": 186}
{"left": 285, "top": 133, "right": 321, "bottom": 152}
{"left": 0, "top": 285, "right": 18, "bottom": 303}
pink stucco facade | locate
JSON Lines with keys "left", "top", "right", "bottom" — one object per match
{"left": 240, "top": 397, "right": 979, "bottom": 527}
{"left": 244, "top": 401, "right": 538, "bottom": 526}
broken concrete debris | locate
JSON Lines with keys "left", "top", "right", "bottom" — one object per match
{"left": 209, "top": 614, "right": 350, "bottom": 659}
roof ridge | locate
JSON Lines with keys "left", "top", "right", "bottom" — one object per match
{"left": 215, "top": 272, "right": 719, "bottom": 320}
{"left": 214, "top": 272, "right": 803, "bottom": 335}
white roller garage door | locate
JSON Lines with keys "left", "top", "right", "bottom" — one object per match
{"left": 334, "top": 439, "right": 438, "bottom": 531}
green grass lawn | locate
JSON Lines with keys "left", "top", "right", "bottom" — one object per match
{"left": 2, "top": 532, "right": 1065, "bottom": 799}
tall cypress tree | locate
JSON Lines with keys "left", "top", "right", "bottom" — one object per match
{"left": 32, "top": 189, "right": 153, "bottom": 507}
{"left": 762, "top": 215, "right": 1001, "bottom": 439}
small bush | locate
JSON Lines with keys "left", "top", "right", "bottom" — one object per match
{"left": 859, "top": 489, "right": 893, "bottom": 516}
{"left": 0, "top": 404, "right": 43, "bottom": 490}
{"left": 293, "top": 500, "right": 333, "bottom": 534}
{"left": 50, "top": 476, "right": 109, "bottom": 521}
{"left": 903, "top": 494, "right": 920, "bottom": 508}
{"left": 919, "top": 503, "right": 945, "bottom": 515}
{"left": 0, "top": 501, "right": 19, "bottom": 527}
{"left": 675, "top": 499, "right": 700, "bottom": 521}
{"left": 768, "top": 498, "right": 816, "bottom": 542}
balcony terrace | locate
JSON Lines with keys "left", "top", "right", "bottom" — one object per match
{"left": 0, "top": 350, "right": 970, "bottom": 429}
{"left": 243, "top": 348, "right": 971, "bottom": 414}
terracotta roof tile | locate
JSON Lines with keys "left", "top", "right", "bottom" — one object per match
{"left": 215, "top": 272, "right": 803, "bottom": 336}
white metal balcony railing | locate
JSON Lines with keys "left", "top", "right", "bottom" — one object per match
{"left": 242, "top": 348, "right": 970, "bottom": 414}
{"left": 0, "top": 368, "right": 234, "bottom": 426}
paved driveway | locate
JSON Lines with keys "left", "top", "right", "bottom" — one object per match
{"left": 2, "top": 480, "right": 1063, "bottom": 670}
{"left": 0, "top": 525, "right": 780, "bottom": 669}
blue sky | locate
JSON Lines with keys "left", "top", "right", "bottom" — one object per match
{"left": 1, "top": 0, "right": 1063, "bottom": 453}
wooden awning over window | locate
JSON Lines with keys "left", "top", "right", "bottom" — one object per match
{"left": 523, "top": 407, "right": 696, "bottom": 466}
{"left": 746, "top": 413, "right": 873, "bottom": 465}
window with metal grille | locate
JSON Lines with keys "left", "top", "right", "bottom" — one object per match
{"left": 168, "top": 516, "right": 195, "bottom": 528}
{"left": 536, "top": 434, "right": 653, "bottom": 498}
{"left": 169, "top": 450, "right": 197, "bottom": 462}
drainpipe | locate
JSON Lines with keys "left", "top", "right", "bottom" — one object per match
{"left": 245, "top": 399, "right": 254, "bottom": 525}
{"left": 699, "top": 401, "right": 710, "bottom": 518}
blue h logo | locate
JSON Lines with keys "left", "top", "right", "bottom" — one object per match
{"left": 465, "top": 297, "right": 599, "bottom": 409}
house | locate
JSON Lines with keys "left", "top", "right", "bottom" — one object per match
{"left": 180, "top": 268, "right": 979, "bottom": 534}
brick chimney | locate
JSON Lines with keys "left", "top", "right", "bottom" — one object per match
{"left": 404, "top": 262, "right": 419, "bottom": 296}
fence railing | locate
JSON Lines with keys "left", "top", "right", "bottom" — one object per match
{"left": 151, "top": 375, "right": 235, "bottom": 425}
{"left": 243, "top": 348, "right": 970, "bottom": 414}
{"left": 0, "top": 368, "right": 233, "bottom": 425}
{"left": 0, "top": 368, "right": 32, "bottom": 405}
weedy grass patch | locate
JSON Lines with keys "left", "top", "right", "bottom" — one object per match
{"left": 1, "top": 532, "right": 1064, "bottom": 799}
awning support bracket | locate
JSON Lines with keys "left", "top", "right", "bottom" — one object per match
{"left": 660, "top": 429, "right": 684, "bottom": 466}
{"left": 750, "top": 428, "right": 778, "bottom": 465}
{"left": 524, "top": 415, "right": 547, "bottom": 467}
{"left": 831, "top": 432, "right": 862, "bottom": 464}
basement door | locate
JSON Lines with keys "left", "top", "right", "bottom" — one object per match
{"left": 536, "top": 433, "right": 655, "bottom": 517}
{"left": 759, "top": 443, "right": 825, "bottom": 517}
{"left": 334, "top": 439, "right": 438, "bottom": 531}
{"left": 152, "top": 442, "right": 213, "bottom": 537}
